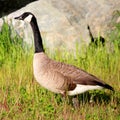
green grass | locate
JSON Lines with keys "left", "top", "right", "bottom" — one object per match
{"left": 0, "top": 22, "right": 120, "bottom": 120}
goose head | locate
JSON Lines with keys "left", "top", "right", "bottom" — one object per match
{"left": 15, "top": 12, "right": 34, "bottom": 23}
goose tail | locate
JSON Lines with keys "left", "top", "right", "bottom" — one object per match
{"left": 104, "top": 84, "right": 114, "bottom": 91}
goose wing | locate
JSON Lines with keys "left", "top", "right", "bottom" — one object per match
{"left": 50, "top": 60, "right": 114, "bottom": 91}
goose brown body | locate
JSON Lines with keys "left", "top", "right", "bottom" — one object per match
{"left": 33, "top": 52, "right": 76, "bottom": 94}
{"left": 33, "top": 52, "right": 113, "bottom": 95}
{"left": 15, "top": 12, "right": 114, "bottom": 97}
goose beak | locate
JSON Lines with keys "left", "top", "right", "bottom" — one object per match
{"left": 14, "top": 16, "right": 22, "bottom": 20}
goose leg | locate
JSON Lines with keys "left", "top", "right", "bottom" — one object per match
{"left": 72, "top": 95, "right": 80, "bottom": 109}
{"left": 61, "top": 92, "right": 80, "bottom": 108}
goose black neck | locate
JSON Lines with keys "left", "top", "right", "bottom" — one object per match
{"left": 30, "top": 16, "right": 44, "bottom": 53}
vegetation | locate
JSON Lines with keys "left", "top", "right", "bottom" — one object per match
{"left": 0, "top": 22, "right": 120, "bottom": 120}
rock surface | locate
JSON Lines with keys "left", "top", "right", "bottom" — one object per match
{"left": 1, "top": 0, "right": 120, "bottom": 51}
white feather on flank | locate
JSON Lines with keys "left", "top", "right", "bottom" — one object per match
{"left": 24, "top": 14, "right": 33, "bottom": 23}
{"left": 68, "top": 84, "right": 103, "bottom": 96}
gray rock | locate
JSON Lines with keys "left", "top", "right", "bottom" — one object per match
{"left": 1, "top": 0, "right": 120, "bottom": 52}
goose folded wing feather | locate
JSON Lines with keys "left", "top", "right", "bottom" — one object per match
{"left": 50, "top": 70, "right": 76, "bottom": 90}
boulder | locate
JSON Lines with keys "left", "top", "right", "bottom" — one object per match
{"left": 0, "top": 0, "right": 120, "bottom": 52}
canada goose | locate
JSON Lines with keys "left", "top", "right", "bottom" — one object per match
{"left": 15, "top": 12, "right": 114, "bottom": 98}
{"left": 87, "top": 25, "right": 105, "bottom": 46}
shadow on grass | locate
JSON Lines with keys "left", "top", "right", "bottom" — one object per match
{"left": 76, "top": 91, "right": 119, "bottom": 107}
{"left": 55, "top": 90, "right": 120, "bottom": 107}
{"left": 78, "top": 91, "right": 113, "bottom": 105}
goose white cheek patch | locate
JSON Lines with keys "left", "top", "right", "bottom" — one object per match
{"left": 24, "top": 14, "right": 33, "bottom": 23}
